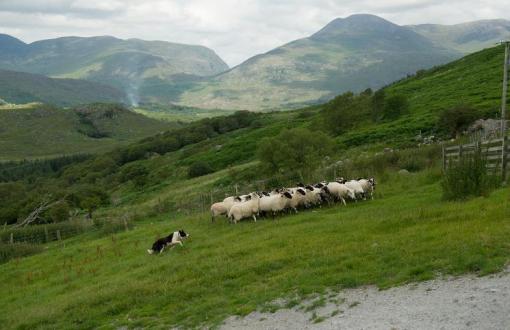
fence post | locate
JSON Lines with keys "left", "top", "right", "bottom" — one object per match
{"left": 44, "top": 226, "right": 49, "bottom": 243}
{"left": 502, "top": 135, "right": 508, "bottom": 182}
{"left": 123, "top": 216, "right": 129, "bottom": 232}
{"left": 459, "top": 144, "right": 463, "bottom": 159}
{"left": 56, "top": 230, "right": 61, "bottom": 241}
{"left": 442, "top": 146, "right": 446, "bottom": 171}
{"left": 10, "top": 233, "right": 13, "bottom": 244}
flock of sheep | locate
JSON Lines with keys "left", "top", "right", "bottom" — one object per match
{"left": 210, "top": 177, "right": 376, "bottom": 223}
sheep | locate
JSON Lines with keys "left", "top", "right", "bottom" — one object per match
{"left": 210, "top": 202, "right": 229, "bottom": 222}
{"left": 228, "top": 192, "right": 260, "bottom": 224}
{"left": 358, "top": 177, "right": 376, "bottom": 200}
{"left": 303, "top": 185, "right": 322, "bottom": 207}
{"left": 326, "top": 182, "right": 355, "bottom": 205}
{"left": 344, "top": 180, "right": 365, "bottom": 200}
{"left": 287, "top": 187, "right": 307, "bottom": 213}
{"left": 258, "top": 191, "right": 293, "bottom": 218}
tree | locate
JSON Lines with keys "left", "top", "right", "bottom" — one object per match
{"left": 383, "top": 95, "right": 409, "bottom": 120}
{"left": 257, "top": 128, "right": 334, "bottom": 180}
{"left": 438, "top": 105, "right": 479, "bottom": 138}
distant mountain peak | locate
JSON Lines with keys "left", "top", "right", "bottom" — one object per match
{"left": 311, "top": 14, "right": 402, "bottom": 40}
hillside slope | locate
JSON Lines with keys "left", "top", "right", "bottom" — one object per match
{"left": 1, "top": 45, "right": 509, "bottom": 328}
{"left": 0, "top": 69, "right": 125, "bottom": 106}
{"left": 0, "top": 35, "right": 229, "bottom": 105}
{"left": 0, "top": 103, "right": 176, "bottom": 160}
{"left": 408, "top": 19, "right": 510, "bottom": 54}
{"left": 178, "top": 14, "right": 459, "bottom": 111}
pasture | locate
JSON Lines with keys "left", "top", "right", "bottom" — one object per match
{"left": 1, "top": 169, "right": 509, "bottom": 329}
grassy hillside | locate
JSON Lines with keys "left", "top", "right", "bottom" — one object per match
{"left": 0, "top": 35, "right": 229, "bottom": 105}
{"left": 0, "top": 69, "right": 125, "bottom": 106}
{"left": 0, "top": 170, "right": 508, "bottom": 328}
{"left": 0, "top": 45, "right": 509, "bottom": 328}
{"left": 133, "top": 103, "right": 238, "bottom": 122}
{"left": 409, "top": 19, "right": 510, "bottom": 54}
{"left": 0, "top": 103, "right": 176, "bottom": 160}
{"left": 178, "top": 14, "right": 458, "bottom": 111}
{"left": 338, "top": 45, "right": 507, "bottom": 146}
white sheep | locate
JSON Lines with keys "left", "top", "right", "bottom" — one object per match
{"left": 345, "top": 180, "right": 365, "bottom": 200}
{"left": 228, "top": 193, "right": 260, "bottom": 224}
{"left": 358, "top": 178, "right": 376, "bottom": 200}
{"left": 287, "top": 187, "right": 307, "bottom": 213}
{"left": 210, "top": 202, "right": 229, "bottom": 222}
{"left": 326, "top": 182, "right": 355, "bottom": 205}
{"left": 303, "top": 185, "right": 322, "bottom": 207}
{"left": 258, "top": 191, "right": 293, "bottom": 218}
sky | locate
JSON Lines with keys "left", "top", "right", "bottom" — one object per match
{"left": 0, "top": 0, "right": 508, "bottom": 67}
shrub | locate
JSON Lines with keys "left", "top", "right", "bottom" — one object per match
{"left": 188, "top": 161, "right": 214, "bottom": 178}
{"left": 441, "top": 148, "right": 499, "bottom": 200}
{"left": 438, "top": 105, "right": 479, "bottom": 138}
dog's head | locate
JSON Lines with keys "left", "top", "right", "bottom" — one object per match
{"left": 178, "top": 229, "right": 189, "bottom": 239}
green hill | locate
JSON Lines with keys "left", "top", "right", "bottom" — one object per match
{"left": 0, "top": 44, "right": 509, "bottom": 328}
{"left": 0, "top": 69, "right": 125, "bottom": 106}
{"left": 178, "top": 14, "right": 459, "bottom": 111}
{"left": 0, "top": 103, "right": 177, "bottom": 160}
{"left": 408, "top": 19, "right": 510, "bottom": 54}
{"left": 0, "top": 35, "right": 229, "bottom": 105}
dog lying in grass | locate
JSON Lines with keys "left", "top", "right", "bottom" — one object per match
{"left": 147, "top": 229, "right": 189, "bottom": 254}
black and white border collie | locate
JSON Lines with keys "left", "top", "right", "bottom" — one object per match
{"left": 147, "top": 229, "right": 189, "bottom": 254}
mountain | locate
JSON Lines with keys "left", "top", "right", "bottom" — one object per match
{"left": 0, "top": 103, "right": 177, "bottom": 160}
{"left": 408, "top": 19, "right": 510, "bottom": 54}
{"left": 0, "top": 69, "right": 125, "bottom": 106}
{"left": 0, "top": 35, "right": 229, "bottom": 105}
{"left": 176, "top": 14, "right": 459, "bottom": 110}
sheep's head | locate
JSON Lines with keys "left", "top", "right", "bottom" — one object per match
{"left": 336, "top": 177, "right": 346, "bottom": 184}
{"left": 282, "top": 191, "right": 293, "bottom": 199}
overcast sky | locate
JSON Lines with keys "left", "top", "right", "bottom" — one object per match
{"left": 0, "top": 0, "right": 508, "bottom": 66}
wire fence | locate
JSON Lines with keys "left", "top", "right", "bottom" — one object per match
{"left": 1, "top": 217, "right": 133, "bottom": 245}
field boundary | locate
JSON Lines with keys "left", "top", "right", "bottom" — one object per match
{"left": 442, "top": 134, "right": 509, "bottom": 181}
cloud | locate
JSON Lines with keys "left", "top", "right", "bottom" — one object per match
{"left": 0, "top": 0, "right": 509, "bottom": 66}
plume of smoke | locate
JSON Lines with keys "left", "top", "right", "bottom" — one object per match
{"left": 126, "top": 82, "right": 140, "bottom": 107}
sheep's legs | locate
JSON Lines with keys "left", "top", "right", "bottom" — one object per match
{"left": 340, "top": 198, "right": 346, "bottom": 206}
{"left": 252, "top": 215, "right": 257, "bottom": 222}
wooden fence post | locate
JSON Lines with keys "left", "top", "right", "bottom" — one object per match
{"left": 123, "top": 217, "right": 129, "bottom": 232}
{"left": 56, "top": 230, "right": 61, "bottom": 241}
{"left": 10, "top": 233, "right": 13, "bottom": 244}
{"left": 442, "top": 146, "right": 446, "bottom": 171}
{"left": 502, "top": 135, "right": 508, "bottom": 182}
{"left": 44, "top": 226, "right": 49, "bottom": 243}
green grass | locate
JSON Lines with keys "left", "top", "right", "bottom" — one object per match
{"left": 1, "top": 170, "right": 508, "bottom": 329}
{"left": 0, "top": 104, "right": 174, "bottom": 160}
{"left": 133, "top": 104, "right": 236, "bottom": 122}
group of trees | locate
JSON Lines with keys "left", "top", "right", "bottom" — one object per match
{"left": 0, "top": 110, "right": 264, "bottom": 226}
